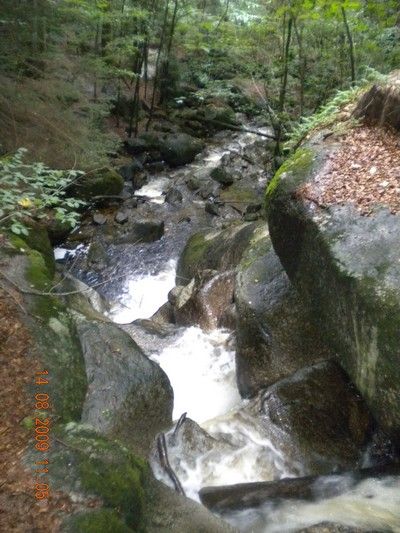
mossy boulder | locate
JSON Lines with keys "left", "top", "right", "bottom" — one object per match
{"left": 176, "top": 222, "right": 260, "bottom": 284}
{"left": 65, "top": 509, "right": 134, "bottom": 533}
{"left": 266, "top": 121, "right": 400, "bottom": 442}
{"left": 235, "top": 225, "right": 332, "bottom": 398}
{"left": 11, "top": 220, "right": 55, "bottom": 276}
{"left": 1, "top": 241, "right": 87, "bottom": 422}
{"left": 203, "top": 104, "right": 237, "bottom": 130}
{"left": 353, "top": 71, "right": 400, "bottom": 131}
{"left": 160, "top": 133, "right": 204, "bottom": 167}
{"left": 74, "top": 167, "right": 124, "bottom": 200}
{"left": 50, "top": 424, "right": 147, "bottom": 532}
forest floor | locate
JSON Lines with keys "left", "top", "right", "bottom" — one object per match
{"left": 309, "top": 125, "right": 400, "bottom": 215}
{"left": 0, "top": 285, "right": 72, "bottom": 532}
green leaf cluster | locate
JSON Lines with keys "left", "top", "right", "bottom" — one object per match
{"left": 0, "top": 149, "right": 86, "bottom": 236}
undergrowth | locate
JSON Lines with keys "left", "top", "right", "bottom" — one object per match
{"left": 285, "top": 68, "right": 387, "bottom": 151}
{"left": 0, "top": 148, "right": 85, "bottom": 236}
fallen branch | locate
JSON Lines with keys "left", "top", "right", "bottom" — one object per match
{"left": 156, "top": 433, "right": 185, "bottom": 496}
{"left": 187, "top": 116, "right": 276, "bottom": 139}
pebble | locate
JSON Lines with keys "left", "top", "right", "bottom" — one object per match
{"left": 93, "top": 213, "right": 107, "bottom": 225}
{"left": 114, "top": 211, "right": 129, "bottom": 224}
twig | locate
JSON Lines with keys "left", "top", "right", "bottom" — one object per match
{"left": 173, "top": 412, "right": 187, "bottom": 437}
{"left": 156, "top": 433, "right": 185, "bottom": 496}
{"left": 0, "top": 269, "right": 132, "bottom": 297}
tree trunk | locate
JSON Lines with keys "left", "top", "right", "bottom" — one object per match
{"left": 341, "top": 7, "right": 356, "bottom": 85}
{"left": 293, "top": 18, "right": 305, "bottom": 117}
{"left": 146, "top": 0, "right": 170, "bottom": 130}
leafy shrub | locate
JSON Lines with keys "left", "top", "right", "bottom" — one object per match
{"left": 0, "top": 148, "right": 85, "bottom": 236}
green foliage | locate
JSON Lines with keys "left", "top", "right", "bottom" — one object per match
{"left": 285, "top": 68, "right": 387, "bottom": 150}
{"left": 0, "top": 148, "right": 85, "bottom": 236}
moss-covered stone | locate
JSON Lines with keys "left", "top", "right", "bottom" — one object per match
{"left": 65, "top": 509, "right": 133, "bottom": 533}
{"left": 0, "top": 241, "right": 87, "bottom": 423}
{"left": 220, "top": 184, "right": 258, "bottom": 205}
{"left": 160, "top": 133, "right": 204, "bottom": 167}
{"left": 75, "top": 167, "right": 124, "bottom": 200}
{"left": 265, "top": 148, "right": 315, "bottom": 209}
{"left": 10, "top": 220, "right": 55, "bottom": 277}
{"left": 176, "top": 222, "right": 260, "bottom": 283}
{"left": 52, "top": 424, "right": 148, "bottom": 531}
{"left": 267, "top": 129, "right": 400, "bottom": 443}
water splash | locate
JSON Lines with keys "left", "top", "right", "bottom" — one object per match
{"left": 108, "top": 259, "right": 177, "bottom": 324}
{"left": 151, "top": 326, "right": 240, "bottom": 423}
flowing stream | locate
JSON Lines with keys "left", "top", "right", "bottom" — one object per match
{"left": 61, "top": 128, "right": 400, "bottom": 532}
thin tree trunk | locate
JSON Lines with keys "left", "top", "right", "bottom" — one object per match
{"left": 274, "top": 14, "right": 293, "bottom": 160}
{"left": 341, "top": 7, "right": 355, "bottom": 84}
{"left": 146, "top": 0, "right": 170, "bottom": 130}
{"left": 279, "top": 15, "right": 293, "bottom": 113}
{"left": 93, "top": 20, "right": 103, "bottom": 101}
{"left": 160, "top": 0, "right": 179, "bottom": 104}
{"left": 215, "top": 0, "right": 230, "bottom": 31}
{"left": 32, "top": 0, "right": 39, "bottom": 53}
{"left": 293, "top": 18, "right": 305, "bottom": 117}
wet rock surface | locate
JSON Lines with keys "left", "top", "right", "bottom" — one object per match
{"left": 266, "top": 118, "right": 400, "bottom": 442}
{"left": 249, "top": 361, "right": 373, "bottom": 476}
{"left": 76, "top": 319, "right": 174, "bottom": 451}
{"left": 235, "top": 226, "right": 332, "bottom": 398}
{"left": 172, "top": 270, "right": 235, "bottom": 331}
{"left": 176, "top": 222, "right": 260, "bottom": 283}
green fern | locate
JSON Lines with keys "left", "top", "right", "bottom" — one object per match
{"left": 285, "top": 68, "right": 387, "bottom": 151}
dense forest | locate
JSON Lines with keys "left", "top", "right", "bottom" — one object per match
{"left": 0, "top": 0, "right": 399, "bottom": 234}
{"left": 1, "top": 1, "right": 400, "bottom": 532}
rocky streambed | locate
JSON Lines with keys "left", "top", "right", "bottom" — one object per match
{"left": 3, "top": 99, "right": 400, "bottom": 531}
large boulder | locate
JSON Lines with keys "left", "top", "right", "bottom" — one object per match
{"left": 1, "top": 238, "right": 87, "bottom": 422}
{"left": 160, "top": 133, "right": 204, "bottom": 167}
{"left": 74, "top": 167, "right": 124, "bottom": 200}
{"left": 249, "top": 361, "right": 373, "bottom": 476}
{"left": 176, "top": 222, "right": 260, "bottom": 284}
{"left": 235, "top": 226, "right": 332, "bottom": 397}
{"left": 49, "top": 423, "right": 148, "bottom": 532}
{"left": 266, "top": 93, "right": 400, "bottom": 442}
{"left": 76, "top": 320, "right": 174, "bottom": 452}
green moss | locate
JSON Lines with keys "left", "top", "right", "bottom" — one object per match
{"left": 10, "top": 221, "right": 55, "bottom": 276}
{"left": 77, "top": 167, "right": 124, "bottom": 199}
{"left": 80, "top": 458, "right": 144, "bottom": 529}
{"left": 265, "top": 148, "right": 315, "bottom": 208}
{"left": 66, "top": 509, "right": 133, "bottom": 533}
{"left": 178, "top": 232, "right": 209, "bottom": 281}
{"left": 52, "top": 425, "right": 148, "bottom": 531}
{"left": 25, "top": 249, "right": 53, "bottom": 290}
{"left": 220, "top": 185, "right": 258, "bottom": 204}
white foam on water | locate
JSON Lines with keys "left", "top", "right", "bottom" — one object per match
{"left": 151, "top": 327, "right": 241, "bottom": 423}
{"left": 109, "top": 259, "right": 177, "bottom": 324}
{"left": 54, "top": 244, "right": 85, "bottom": 260}
{"left": 167, "top": 410, "right": 288, "bottom": 502}
{"left": 135, "top": 176, "right": 170, "bottom": 203}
